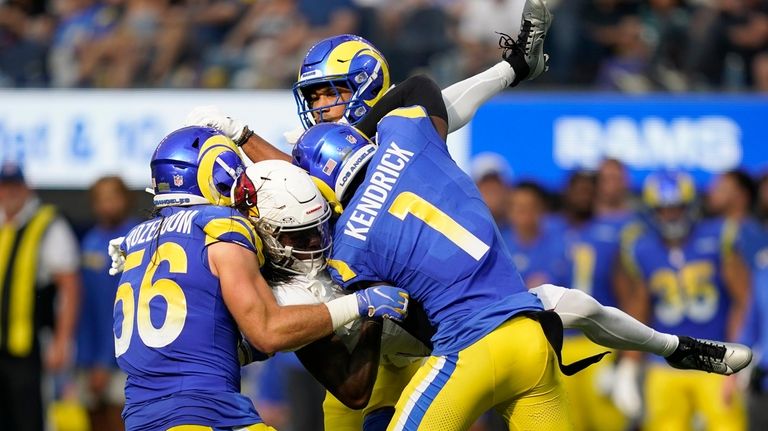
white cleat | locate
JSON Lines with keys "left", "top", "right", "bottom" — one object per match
{"left": 665, "top": 336, "right": 753, "bottom": 375}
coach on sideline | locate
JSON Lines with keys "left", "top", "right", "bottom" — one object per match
{"left": 0, "top": 162, "right": 81, "bottom": 431}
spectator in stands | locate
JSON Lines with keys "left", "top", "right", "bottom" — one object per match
{"left": 503, "top": 180, "right": 568, "bottom": 288}
{"left": 754, "top": 51, "right": 768, "bottom": 91}
{"left": 76, "top": 176, "right": 136, "bottom": 431}
{"left": 224, "top": 0, "right": 307, "bottom": 88}
{"left": 0, "top": 162, "right": 80, "bottom": 431}
{"left": 0, "top": 0, "right": 53, "bottom": 86}
{"left": 455, "top": 0, "right": 523, "bottom": 78}
{"left": 595, "top": 158, "right": 633, "bottom": 218}
{"left": 595, "top": 14, "right": 653, "bottom": 92}
{"left": 76, "top": 0, "right": 167, "bottom": 87}
{"left": 471, "top": 152, "right": 513, "bottom": 229}
{"left": 49, "top": 0, "right": 118, "bottom": 87}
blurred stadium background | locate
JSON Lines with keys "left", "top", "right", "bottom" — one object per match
{"left": 1, "top": 0, "right": 768, "bottom": 430}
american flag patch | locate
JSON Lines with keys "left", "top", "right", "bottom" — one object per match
{"left": 322, "top": 159, "right": 337, "bottom": 175}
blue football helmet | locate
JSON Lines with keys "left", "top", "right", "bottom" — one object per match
{"left": 292, "top": 123, "right": 376, "bottom": 212}
{"left": 150, "top": 126, "right": 244, "bottom": 208}
{"left": 642, "top": 171, "right": 697, "bottom": 241}
{"left": 293, "top": 34, "right": 390, "bottom": 130}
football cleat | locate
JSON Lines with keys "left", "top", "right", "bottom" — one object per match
{"left": 665, "top": 336, "right": 752, "bottom": 375}
{"left": 500, "top": 0, "right": 553, "bottom": 85}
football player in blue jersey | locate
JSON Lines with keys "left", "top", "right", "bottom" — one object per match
{"left": 291, "top": 102, "right": 755, "bottom": 429}
{"left": 552, "top": 171, "right": 635, "bottom": 431}
{"left": 502, "top": 180, "right": 568, "bottom": 288}
{"left": 708, "top": 169, "right": 768, "bottom": 272}
{"left": 290, "top": 98, "right": 578, "bottom": 430}
{"left": 113, "top": 126, "right": 409, "bottom": 431}
{"left": 617, "top": 171, "right": 752, "bottom": 431}
{"left": 235, "top": 159, "right": 757, "bottom": 431}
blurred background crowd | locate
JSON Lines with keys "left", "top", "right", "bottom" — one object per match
{"left": 2, "top": 0, "right": 768, "bottom": 91}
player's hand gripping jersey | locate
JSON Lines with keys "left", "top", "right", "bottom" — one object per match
{"left": 622, "top": 218, "right": 739, "bottom": 344}
{"left": 326, "top": 107, "right": 542, "bottom": 355}
{"left": 115, "top": 205, "right": 264, "bottom": 430}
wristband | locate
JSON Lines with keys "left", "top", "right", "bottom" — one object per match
{"left": 234, "top": 126, "right": 254, "bottom": 147}
{"left": 325, "top": 294, "right": 359, "bottom": 330}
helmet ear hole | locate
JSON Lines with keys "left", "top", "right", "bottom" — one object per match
{"left": 191, "top": 138, "right": 199, "bottom": 149}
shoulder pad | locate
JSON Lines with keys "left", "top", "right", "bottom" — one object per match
{"left": 196, "top": 206, "right": 265, "bottom": 266}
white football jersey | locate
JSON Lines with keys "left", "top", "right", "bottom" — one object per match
{"left": 271, "top": 271, "right": 429, "bottom": 366}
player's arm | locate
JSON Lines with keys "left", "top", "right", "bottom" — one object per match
{"left": 295, "top": 319, "right": 383, "bottom": 410}
{"left": 211, "top": 241, "right": 406, "bottom": 354}
{"left": 240, "top": 133, "right": 291, "bottom": 164}
{"left": 355, "top": 74, "right": 449, "bottom": 140}
{"left": 722, "top": 250, "right": 751, "bottom": 341}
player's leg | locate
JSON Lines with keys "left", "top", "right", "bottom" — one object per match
{"left": 691, "top": 372, "right": 746, "bottom": 431}
{"left": 489, "top": 316, "right": 574, "bottom": 431}
{"left": 560, "top": 335, "right": 627, "bottom": 431}
{"left": 323, "top": 391, "right": 364, "bottom": 431}
{"left": 642, "top": 365, "right": 693, "bottom": 431}
{"left": 362, "top": 360, "right": 423, "bottom": 431}
{"left": 531, "top": 284, "right": 679, "bottom": 355}
{"left": 385, "top": 351, "right": 492, "bottom": 431}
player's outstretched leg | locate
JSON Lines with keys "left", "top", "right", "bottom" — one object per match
{"left": 665, "top": 336, "right": 752, "bottom": 375}
{"left": 500, "top": 0, "right": 553, "bottom": 85}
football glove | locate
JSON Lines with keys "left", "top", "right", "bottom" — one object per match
{"left": 355, "top": 286, "right": 409, "bottom": 322}
{"left": 108, "top": 236, "right": 126, "bottom": 276}
{"left": 184, "top": 105, "right": 251, "bottom": 146}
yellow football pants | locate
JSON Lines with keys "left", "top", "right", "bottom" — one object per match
{"left": 643, "top": 364, "right": 746, "bottom": 431}
{"left": 167, "top": 424, "right": 277, "bottom": 431}
{"left": 386, "top": 316, "right": 573, "bottom": 431}
{"left": 561, "top": 335, "right": 626, "bottom": 431}
{"left": 323, "top": 360, "right": 423, "bottom": 431}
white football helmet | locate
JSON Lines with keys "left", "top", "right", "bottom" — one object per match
{"left": 232, "top": 159, "right": 332, "bottom": 275}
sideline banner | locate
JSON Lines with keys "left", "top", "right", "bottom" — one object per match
{"left": 470, "top": 93, "right": 768, "bottom": 189}
{"left": 0, "top": 90, "right": 469, "bottom": 189}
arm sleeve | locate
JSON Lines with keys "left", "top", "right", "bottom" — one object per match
{"left": 356, "top": 74, "right": 448, "bottom": 137}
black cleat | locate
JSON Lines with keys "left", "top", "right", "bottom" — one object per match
{"left": 665, "top": 336, "right": 752, "bottom": 375}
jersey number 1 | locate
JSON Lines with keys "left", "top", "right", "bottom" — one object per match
{"left": 388, "top": 191, "right": 490, "bottom": 260}
{"left": 114, "top": 242, "right": 189, "bottom": 357}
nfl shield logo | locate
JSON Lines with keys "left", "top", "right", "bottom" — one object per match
{"left": 173, "top": 174, "right": 184, "bottom": 187}
{"left": 345, "top": 134, "right": 357, "bottom": 144}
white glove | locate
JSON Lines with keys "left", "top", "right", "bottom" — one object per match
{"left": 184, "top": 105, "right": 248, "bottom": 143}
{"left": 611, "top": 358, "right": 643, "bottom": 420}
{"left": 283, "top": 127, "right": 305, "bottom": 146}
{"left": 108, "top": 236, "right": 126, "bottom": 276}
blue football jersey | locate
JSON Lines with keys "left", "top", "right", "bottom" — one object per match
{"left": 114, "top": 205, "right": 264, "bottom": 431}
{"left": 622, "top": 218, "right": 738, "bottom": 344}
{"left": 500, "top": 225, "right": 568, "bottom": 288}
{"left": 78, "top": 218, "right": 137, "bottom": 369}
{"left": 735, "top": 217, "right": 768, "bottom": 271}
{"left": 327, "top": 106, "right": 542, "bottom": 356}
{"left": 563, "top": 214, "right": 632, "bottom": 308}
